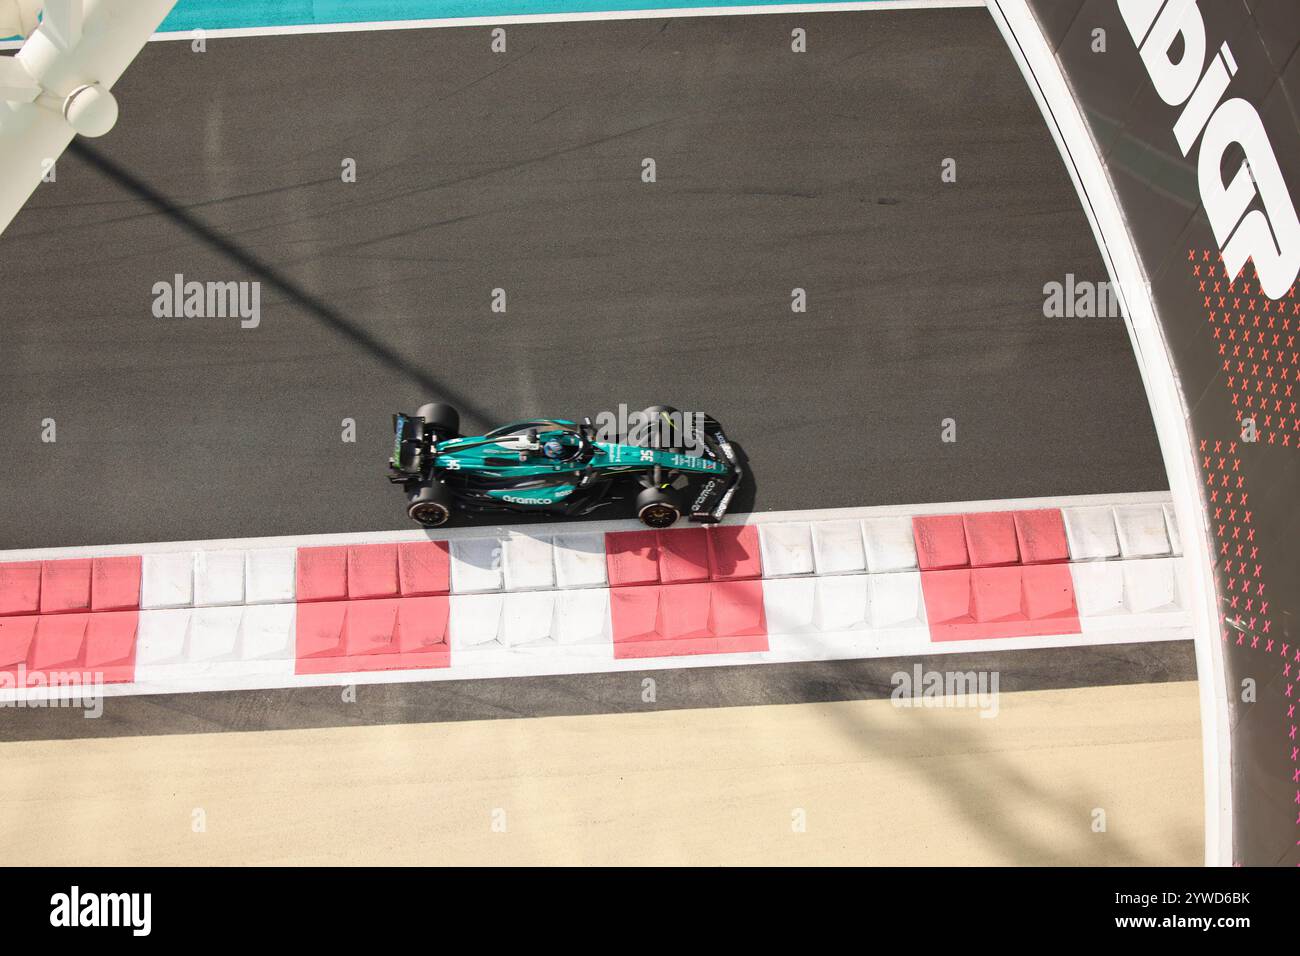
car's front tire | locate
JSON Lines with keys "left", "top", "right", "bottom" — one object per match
{"left": 407, "top": 481, "right": 454, "bottom": 528}
{"left": 637, "top": 404, "right": 682, "bottom": 450}
{"left": 636, "top": 485, "right": 682, "bottom": 528}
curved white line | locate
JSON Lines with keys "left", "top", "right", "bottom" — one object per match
{"left": 987, "top": 0, "right": 1231, "bottom": 866}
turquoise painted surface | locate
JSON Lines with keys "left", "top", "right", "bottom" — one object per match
{"left": 159, "top": 0, "right": 867, "bottom": 31}
{"left": 1, "top": 1, "right": 871, "bottom": 40}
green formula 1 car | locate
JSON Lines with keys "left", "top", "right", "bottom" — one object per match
{"left": 387, "top": 403, "right": 742, "bottom": 529}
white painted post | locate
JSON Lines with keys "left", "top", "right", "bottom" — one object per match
{"left": 0, "top": 0, "right": 177, "bottom": 234}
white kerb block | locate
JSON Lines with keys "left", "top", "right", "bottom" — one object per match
{"left": 240, "top": 604, "right": 296, "bottom": 660}
{"left": 502, "top": 534, "right": 556, "bottom": 591}
{"left": 811, "top": 520, "right": 867, "bottom": 574}
{"left": 1114, "top": 505, "right": 1172, "bottom": 558}
{"left": 450, "top": 537, "right": 505, "bottom": 593}
{"left": 1162, "top": 503, "right": 1182, "bottom": 556}
{"left": 244, "top": 548, "right": 297, "bottom": 604}
{"left": 141, "top": 552, "right": 194, "bottom": 609}
{"left": 501, "top": 591, "right": 557, "bottom": 646}
{"left": 862, "top": 516, "right": 919, "bottom": 572}
{"left": 762, "top": 577, "right": 817, "bottom": 634}
{"left": 552, "top": 532, "right": 608, "bottom": 588}
{"left": 186, "top": 606, "right": 244, "bottom": 661}
{"left": 868, "top": 571, "right": 926, "bottom": 628}
{"left": 449, "top": 592, "right": 505, "bottom": 648}
{"left": 134, "top": 608, "right": 192, "bottom": 664}
{"left": 553, "top": 588, "right": 611, "bottom": 645}
{"left": 758, "top": 523, "right": 815, "bottom": 576}
{"left": 813, "top": 575, "right": 870, "bottom": 632}
{"left": 1070, "top": 561, "right": 1125, "bottom": 617}
{"left": 193, "top": 550, "right": 246, "bottom": 606}
{"left": 1063, "top": 507, "right": 1120, "bottom": 560}
{"left": 1123, "top": 558, "right": 1180, "bottom": 612}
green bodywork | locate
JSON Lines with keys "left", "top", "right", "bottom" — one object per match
{"left": 429, "top": 419, "right": 727, "bottom": 505}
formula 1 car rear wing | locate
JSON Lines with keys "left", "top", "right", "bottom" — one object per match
{"left": 388, "top": 413, "right": 427, "bottom": 481}
{"left": 688, "top": 417, "right": 743, "bottom": 523}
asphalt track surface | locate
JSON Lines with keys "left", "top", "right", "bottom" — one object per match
{"left": 0, "top": 9, "right": 1168, "bottom": 551}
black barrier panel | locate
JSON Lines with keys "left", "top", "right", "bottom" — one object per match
{"left": 1025, "top": 0, "right": 1300, "bottom": 866}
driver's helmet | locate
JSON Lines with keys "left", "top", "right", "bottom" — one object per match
{"left": 543, "top": 438, "right": 568, "bottom": 460}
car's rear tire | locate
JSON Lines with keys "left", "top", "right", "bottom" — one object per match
{"left": 416, "top": 403, "right": 460, "bottom": 441}
{"left": 636, "top": 485, "right": 682, "bottom": 528}
{"left": 407, "top": 481, "right": 454, "bottom": 527}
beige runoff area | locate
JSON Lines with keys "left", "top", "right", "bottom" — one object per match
{"left": 0, "top": 680, "right": 1202, "bottom": 866}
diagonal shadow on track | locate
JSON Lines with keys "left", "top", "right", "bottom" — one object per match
{"left": 66, "top": 139, "right": 489, "bottom": 424}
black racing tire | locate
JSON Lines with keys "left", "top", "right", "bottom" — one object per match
{"left": 407, "top": 481, "right": 454, "bottom": 528}
{"left": 638, "top": 404, "right": 682, "bottom": 450}
{"left": 416, "top": 403, "right": 460, "bottom": 440}
{"left": 636, "top": 485, "right": 683, "bottom": 529}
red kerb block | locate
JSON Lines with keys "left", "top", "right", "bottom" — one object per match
{"left": 39, "top": 559, "right": 92, "bottom": 614}
{"left": 657, "top": 529, "right": 711, "bottom": 584}
{"left": 296, "top": 546, "right": 349, "bottom": 602}
{"left": 346, "top": 544, "right": 400, "bottom": 600}
{"left": 912, "top": 515, "right": 969, "bottom": 570}
{"left": 610, "top": 581, "right": 767, "bottom": 659}
{"left": 0, "top": 611, "right": 138, "bottom": 684}
{"left": 604, "top": 531, "right": 660, "bottom": 586}
{"left": 1013, "top": 509, "right": 1070, "bottom": 564}
{"left": 295, "top": 596, "right": 450, "bottom": 674}
{"left": 91, "top": 556, "right": 142, "bottom": 611}
{"left": 962, "top": 513, "right": 1020, "bottom": 567}
{"left": 707, "top": 526, "right": 762, "bottom": 580}
{"left": 397, "top": 541, "right": 451, "bottom": 596}
{"left": 0, "top": 562, "right": 42, "bottom": 616}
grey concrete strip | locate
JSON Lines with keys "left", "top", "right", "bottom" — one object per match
{"left": 0, "top": 639, "right": 1196, "bottom": 741}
